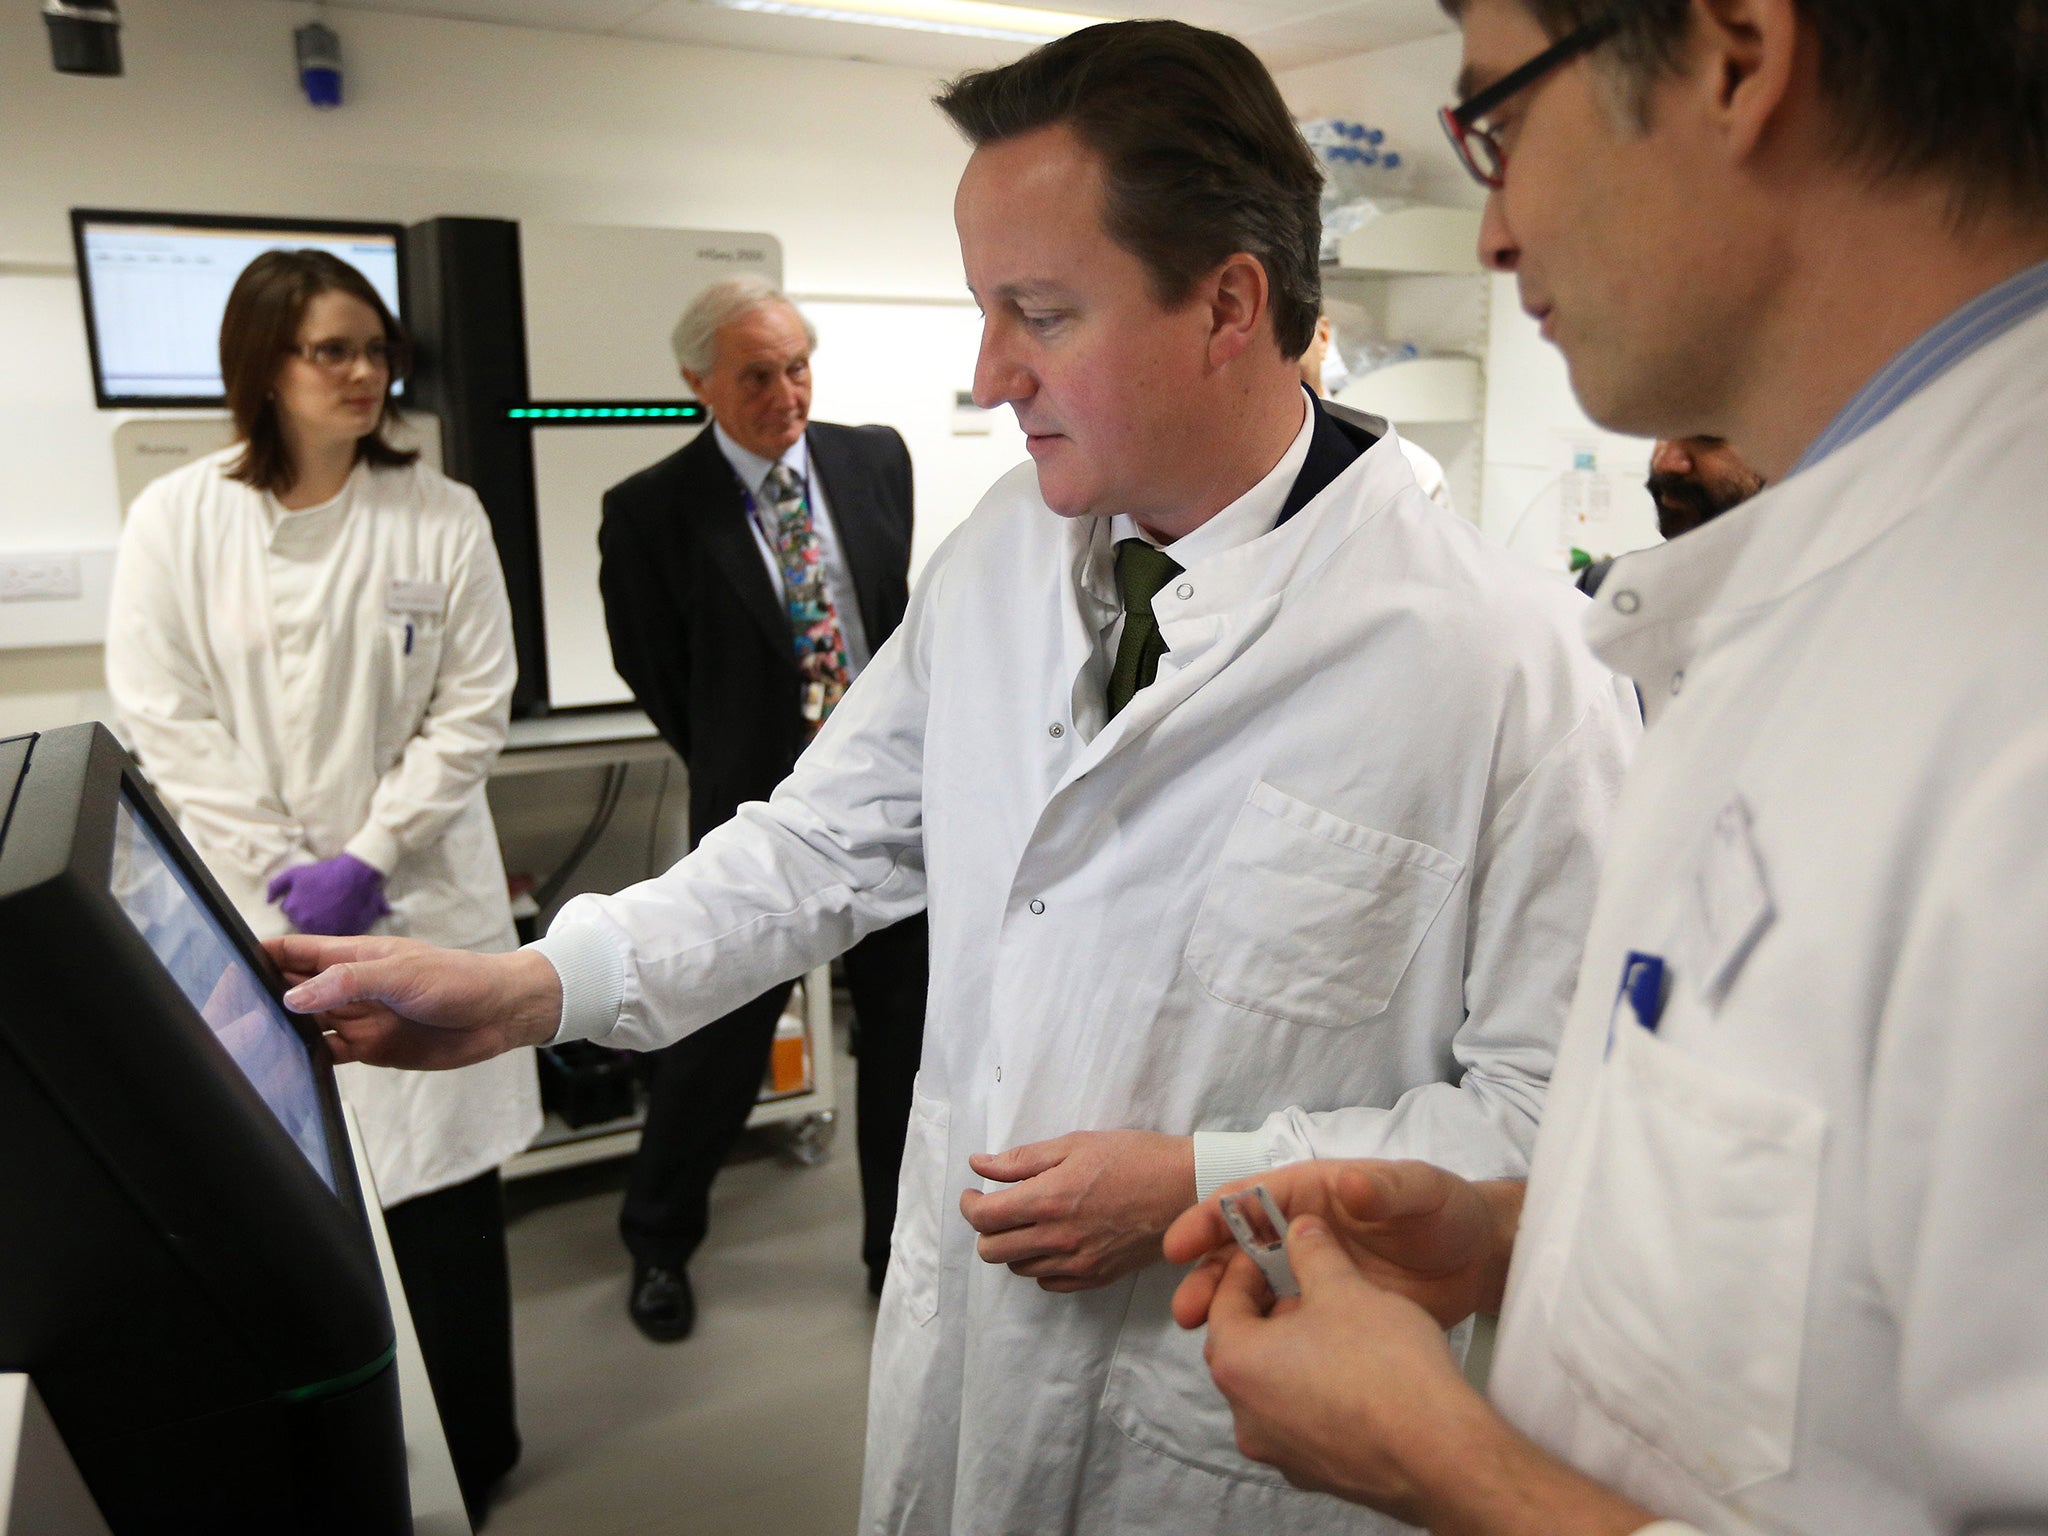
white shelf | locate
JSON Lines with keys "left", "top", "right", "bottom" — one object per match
{"left": 1334, "top": 356, "right": 1482, "bottom": 425}
{"left": 1328, "top": 205, "right": 1484, "bottom": 276}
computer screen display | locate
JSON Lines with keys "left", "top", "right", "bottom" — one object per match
{"left": 107, "top": 796, "right": 337, "bottom": 1193}
{"left": 73, "top": 211, "right": 404, "bottom": 406}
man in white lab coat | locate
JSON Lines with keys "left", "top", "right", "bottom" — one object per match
{"left": 1165, "top": 2, "right": 2048, "bottom": 1534}
{"left": 273, "top": 19, "right": 1636, "bottom": 1534}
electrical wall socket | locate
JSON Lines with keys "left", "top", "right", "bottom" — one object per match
{"left": 0, "top": 555, "right": 84, "bottom": 602}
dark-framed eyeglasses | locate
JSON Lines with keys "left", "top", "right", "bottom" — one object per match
{"left": 1439, "top": 14, "right": 1621, "bottom": 190}
{"left": 287, "top": 337, "right": 406, "bottom": 374}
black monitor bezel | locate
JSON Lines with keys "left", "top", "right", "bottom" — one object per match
{"left": 0, "top": 724, "right": 382, "bottom": 1268}
{"left": 0, "top": 722, "right": 407, "bottom": 1525}
{"left": 70, "top": 207, "right": 411, "bottom": 410}
{"left": 109, "top": 760, "right": 364, "bottom": 1206}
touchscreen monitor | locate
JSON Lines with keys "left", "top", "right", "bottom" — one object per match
{"left": 107, "top": 796, "right": 337, "bottom": 1192}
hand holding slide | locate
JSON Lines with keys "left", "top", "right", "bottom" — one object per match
{"left": 1165, "top": 1158, "right": 1521, "bottom": 1331}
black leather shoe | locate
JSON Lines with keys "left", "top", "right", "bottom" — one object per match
{"left": 629, "top": 1263, "right": 696, "bottom": 1342}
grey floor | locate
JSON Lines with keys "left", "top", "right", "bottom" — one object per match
{"left": 488, "top": 1025, "right": 874, "bottom": 1536}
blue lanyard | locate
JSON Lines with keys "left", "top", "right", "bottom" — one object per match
{"left": 738, "top": 472, "right": 811, "bottom": 585}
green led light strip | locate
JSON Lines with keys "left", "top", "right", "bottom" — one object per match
{"left": 281, "top": 1341, "right": 397, "bottom": 1404}
{"left": 506, "top": 403, "right": 707, "bottom": 422}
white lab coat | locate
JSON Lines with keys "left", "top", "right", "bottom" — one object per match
{"left": 1488, "top": 303, "right": 2048, "bottom": 1534}
{"left": 544, "top": 423, "right": 1637, "bottom": 1535}
{"left": 1324, "top": 400, "right": 1458, "bottom": 516}
{"left": 106, "top": 449, "right": 540, "bottom": 1208}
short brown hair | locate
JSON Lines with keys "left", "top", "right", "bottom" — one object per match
{"left": 221, "top": 248, "right": 417, "bottom": 495}
{"left": 936, "top": 20, "right": 1324, "bottom": 358}
{"left": 1446, "top": 0, "right": 2048, "bottom": 225}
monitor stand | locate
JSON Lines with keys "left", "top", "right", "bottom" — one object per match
{"left": 341, "top": 1103, "right": 475, "bottom": 1536}
{"left": 0, "top": 1117, "right": 472, "bottom": 1536}
{"left": 0, "top": 1375, "right": 110, "bottom": 1535}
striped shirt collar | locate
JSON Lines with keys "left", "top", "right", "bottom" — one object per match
{"left": 1793, "top": 256, "right": 2048, "bottom": 475}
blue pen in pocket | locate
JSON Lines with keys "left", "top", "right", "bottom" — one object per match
{"left": 1606, "top": 950, "right": 1667, "bottom": 1057}
{"left": 403, "top": 622, "right": 413, "bottom": 657}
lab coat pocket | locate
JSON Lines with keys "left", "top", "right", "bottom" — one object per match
{"left": 1547, "top": 1021, "right": 1825, "bottom": 1495}
{"left": 1102, "top": 1264, "right": 1295, "bottom": 1487}
{"left": 885, "top": 1077, "right": 949, "bottom": 1327}
{"left": 385, "top": 615, "right": 443, "bottom": 740}
{"left": 1185, "top": 781, "right": 1461, "bottom": 1028}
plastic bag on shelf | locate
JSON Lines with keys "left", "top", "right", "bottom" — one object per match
{"left": 1300, "top": 117, "right": 1417, "bottom": 262}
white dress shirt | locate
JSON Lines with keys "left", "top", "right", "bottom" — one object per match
{"left": 713, "top": 422, "right": 874, "bottom": 676}
{"left": 1094, "top": 388, "right": 1314, "bottom": 690}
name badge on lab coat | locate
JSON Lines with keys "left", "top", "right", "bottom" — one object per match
{"left": 1685, "top": 794, "right": 1776, "bottom": 1006}
{"left": 386, "top": 579, "right": 446, "bottom": 619}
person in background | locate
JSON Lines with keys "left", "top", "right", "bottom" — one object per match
{"left": 1167, "top": 0, "right": 2048, "bottom": 1531}
{"left": 105, "top": 249, "right": 538, "bottom": 1527}
{"left": 1298, "top": 311, "right": 1460, "bottom": 515}
{"left": 1647, "top": 435, "right": 1762, "bottom": 539}
{"left": 1578, "top": 435, "right": 1763, "bottom": 594}
{"left": 270, "top": 21, "right": 1637, "bottom": 1534}
{"left": 597, "top": 276, "right": 927, "bottom": 1337}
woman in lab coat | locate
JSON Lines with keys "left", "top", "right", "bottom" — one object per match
{"left": 104, "top": 248, "right": 539, "bottom": 1523}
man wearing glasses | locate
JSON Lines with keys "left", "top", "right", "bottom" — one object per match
{"left": 1168, "top": 2, "right": 2048, "bottom": 1534}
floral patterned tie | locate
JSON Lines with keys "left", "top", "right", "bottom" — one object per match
{"left": 762, "top": 462, "right": 851, "bottom": 734}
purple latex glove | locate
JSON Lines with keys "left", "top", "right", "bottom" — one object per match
{"left": 266, "top": 852, "right": 391, "bottom": 936}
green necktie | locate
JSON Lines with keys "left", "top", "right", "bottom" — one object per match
{"left": 1107, "top": 538, "right": 1183, "bottom": 719}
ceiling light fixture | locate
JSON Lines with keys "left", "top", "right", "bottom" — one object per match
{"left": 706, "top": 0, "right": 1095, "bottom": 44}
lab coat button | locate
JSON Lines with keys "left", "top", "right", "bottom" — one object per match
{"left": 1613, "top": 589, "right": 1642, "bottom": 615}
{"left": 1670, "top": 670, "right": 1685, "bottom": 695}
{"left": 1048, "top": 723, "right": 1064, "bottom": 739}
{"left": 1176, "top": 583, "right": 1194, "bottom": 600}
{"left": 995, "top": 1067, "right": 1002, "bottom": 1083}
{"left": 1028, "top": 899, "right": 1045, "bottom": 915}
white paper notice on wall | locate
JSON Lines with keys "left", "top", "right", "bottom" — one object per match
{"left": 1499, "top": 433, "right": 1659, "bottom": 573}
{"left": 1557, "top": 439, "right": 1612, "bottom": 557}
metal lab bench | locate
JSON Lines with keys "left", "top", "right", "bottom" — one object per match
{"left": 493, "top": 709, "right": 838, "bottom": 1179}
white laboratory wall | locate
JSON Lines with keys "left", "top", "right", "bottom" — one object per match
{"left": 803, "top": 300, "right": 1025, "bottom": 576}
{"left": 0, "top": 0, "right": 982, "bottom": 724}
{"left": 1478, "top": 272, "right": 1660, "bottom": 569}
{"left": 1276, "top": 33, "right": 1659, "bottom": 562}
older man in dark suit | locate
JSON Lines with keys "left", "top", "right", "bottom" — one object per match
{"left": 597, "top": 276, "right": 927, "bottom": 1338}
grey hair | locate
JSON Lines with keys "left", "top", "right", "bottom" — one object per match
{"left": 669, "top": 274, "right": 817, "bottom": 375}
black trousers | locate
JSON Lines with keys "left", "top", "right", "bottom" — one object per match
{"left": 621, "top": 912, "right": 929, "bottom": 1286}
{"left": 383, "top": 1167, "right": 521, "bottom": 1528}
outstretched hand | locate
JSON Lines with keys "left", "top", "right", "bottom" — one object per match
{"left": 267, "top": 934, "right": 564, "bottom": 1070}
{"left": 1164, "top": 1158, "right": 1519, "bottom": 1331}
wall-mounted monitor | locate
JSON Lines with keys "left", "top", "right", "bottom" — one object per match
{"left": 71, "top": 208, "right": 406, "bottom": 409}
